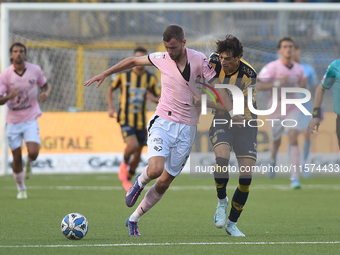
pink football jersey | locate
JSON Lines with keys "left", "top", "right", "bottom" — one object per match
{"left": 258, "top": 59, "right": 305, "bottom": 118}
{"left": 0, "top": 62, "right": 47, "bottom": 123}
{"left": 149, "top": 48, "right": 216, "bottom": 125}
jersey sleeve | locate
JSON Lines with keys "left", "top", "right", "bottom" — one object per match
{"left": 111, "top": 73, "right": 122, "bottom": 90}
{"left": 202, "top": 53, "right": 216, "bottom": 81}
{"left": 321, "top": 61, "right": 336, "bottom": 90}
{"left": 208, "top": 52, "right": 220, "bottom": 79}
{"left": 149, "top": 75, "right": 161, "bottom": 97}
{"left": 36, "top": 66, "right": 48, "bottom": 87}
{"left": 148, "top": 52, "right": 167, "bottom": 73}
{"left": 258, "top": 63, "right": 275, "bottom": 82}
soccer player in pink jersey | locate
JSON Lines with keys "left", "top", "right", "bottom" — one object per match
{"left": 84, "top": 25, "right": 216, "bottom": 236}
{"left": 0, "top": 42, "right": 51, "bottom": 199}
{"left": 257, "top": 37, "right": 306, "bottom": 189}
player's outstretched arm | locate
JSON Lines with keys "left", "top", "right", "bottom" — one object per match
{"left": 84, "top": 56, "right": 152, "bottom": 88}
{"left": 107, "top": 86, "right": 116, "bottom": 118}
{"left": 308, "top": 84, "right": 325, "bottom": 134}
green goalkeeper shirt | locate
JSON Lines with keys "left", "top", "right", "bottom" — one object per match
{"left": 321, "top": 59, "right": 340, "bottom": 115}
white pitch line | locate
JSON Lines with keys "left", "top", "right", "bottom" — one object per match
{"left": 2, "top": 184, "right": 340, "bottom": 191}
{"left": 1, "top": 241, "right": 340, "bottom": 248}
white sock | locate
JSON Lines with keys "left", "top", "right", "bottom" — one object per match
{"left": 218, "top": 197, "right": 227, "bottom": 204}
{"left": 129, "top": 210, "right": 142, "bottom": 222}
{"left": 227, "top": 219, "right": 236, "bottom": 225}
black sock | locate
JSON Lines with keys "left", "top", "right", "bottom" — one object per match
{"left": 229, "top": 175, "right": 252, "bottom": 222}
{"left": 214, "top": 157, "right": 229, "bottom": 199}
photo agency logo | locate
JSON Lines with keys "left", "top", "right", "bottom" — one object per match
{"left": 199, "top": 84, "right": 312, "bottom": 128}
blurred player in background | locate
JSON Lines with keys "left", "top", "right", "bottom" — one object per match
{"left": 308, "top": 59, "right": 340, "bottom": 148}
{"left": 85, "top": 24, "right": 216, "bottom": 237}
{"left": 107, "top": 46, "right": 160, "bottom": 192}
{"left": 194, "top": 35, "right": 257, "bottom": 237}
{"left": 257, "top": 37, "right": 306, "bottom": 189}
{"left": 293, "top": 44, "right": 319, "bottom": 178}
{"left": 0, "top": 42, "right": 51, "bottom": 199}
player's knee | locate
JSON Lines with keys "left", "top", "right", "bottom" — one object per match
{"left": 148, "top": 163, "right": 164, "bottom": 179}
{"left": 238, "top": 175, "right": 252, "bottom": 193}
{"left": 214, "top": 157, "right": 229, "bottom": 183}
{"left": 28, "top": 152, "right": 39, "bottom": 161}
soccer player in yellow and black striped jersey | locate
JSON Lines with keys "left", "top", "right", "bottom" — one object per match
{"left": 107, "top": 46, "right": 160, "bottom": 191}
{"left": 201, "top": 35, "right": 257, "bottom": 237}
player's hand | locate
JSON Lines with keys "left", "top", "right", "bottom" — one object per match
{"left": 308, "top": 118, "right": 321, "bottom": 134}
{"left": 229, "top": 115, "right": 247, "bottom": 129}
{"left": 84, "top": 73, "right": 107, "bottom": 88}
{"left": 146, "top": 91, "right": 154, "bottom": 101}
{"left": 193, "top": 95, "right": 202, "bottom": 106}
{"left": 108, "top": 107, "right": 117, "bottom": 118}
{"left": 8, "top": 90, "right": 18, "bottom": 99}
{"left": 280, "top": 75, "right": 289, "bottom": 86}
{"left": 39, "top": 91, "right": 49, "bottom": 102}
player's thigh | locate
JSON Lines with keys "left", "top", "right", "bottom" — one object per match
{"left": 237, "top": 157, "right": 256, "bottom": 177}
{"left": 209, "top": 124, "right": 232, "bottom": 159}
{"left": 233, "top": 127, "right": 257, "bottom": 162}
{"left": 6, "top": 122, "right": 24, "bottom": 151}
{"left": 270, "top": 118, "right": 284, "bottom": 142}
{"left": 26, "top": 142, "right": 40, "bottom": 156}
{"left": 147, "top": 116, "right": 171, "bottom": 166}
{"left": 23, "top": 119, "right": 41, "bottom": 145}
{"left": 165, "top": 125, "right": 196, "bottom": 177}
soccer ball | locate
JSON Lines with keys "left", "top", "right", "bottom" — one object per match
{"left": 61, "top": 213, "right": 89, "bottom": 240}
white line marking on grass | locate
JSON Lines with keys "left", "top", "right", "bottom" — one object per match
{"left": 1, "top": 241, "right": 340, "bottom": 248}
{"left": 3, "top": 184, "right": 340, "bottom": 191}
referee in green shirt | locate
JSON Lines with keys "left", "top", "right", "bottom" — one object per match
{"left": 308, "top": 59, "right": 340, "bottom": 148}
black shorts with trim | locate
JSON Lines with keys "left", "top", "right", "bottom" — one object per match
{"left": 120, "top": 125, "right": 147, "bottom": 145}
{"left": 209, "top": 120, "right": 258, "bottom": 161}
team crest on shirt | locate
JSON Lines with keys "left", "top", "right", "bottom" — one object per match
{"left": 154, "top": 146, "right": 162, "bottom": 152}
{"left": 29, "top": 79, "right": 35, "bottom": 85}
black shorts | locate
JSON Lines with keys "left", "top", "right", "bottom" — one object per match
{"left": 336, "top": 115, "right": 340, "bottom": 149}
{"left": 120, "top": 125, "right": 147, "bottom": 145}
{"left": 209, "top": 120, "right": 257, "bottom": 161}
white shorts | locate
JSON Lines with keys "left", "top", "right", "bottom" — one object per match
{"left": 6, "top": 119, "right": 41, "bottom": 151}
{"left": 147, "top": 114, "right": 196, "bottom": 177}
{"left": 270, "top": 111, "right": 301, "bottom": 142}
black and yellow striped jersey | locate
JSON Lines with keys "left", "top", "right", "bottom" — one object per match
{"left": 209, "top": 53, "right": 257, "bottom": 120}
{"left": 111, "top": 70, "right": 160, "bottom": 130}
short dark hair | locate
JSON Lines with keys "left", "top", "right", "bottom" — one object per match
{"left": 10, "top": 42, "right": 26, "bottom": 53}
{"left": 162, "top": 25, "right": 185, "bottom": 42}
{"left": 215, "top": 34, "right": 243, "bottom": 58}
{"left": 134, "top": 46, "right": 147, "bottom": 55}
{"left": 277, "top": 37, "right": 295, "bottom": 49}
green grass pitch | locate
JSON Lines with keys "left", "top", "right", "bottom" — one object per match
{"left": 0, "top": 173, "right": 339, "bottom": 255}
